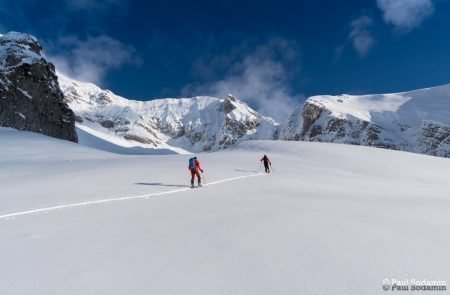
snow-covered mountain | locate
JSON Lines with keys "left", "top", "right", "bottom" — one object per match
{"left": 63, "top": 68, "right": 450, "bottom": 157}
{"left": 280, "top": 86, "right": 450, "bottom": 157}
{"left": 58, "top": 73, "right": 278, "bottom": 154}
{"left": 2, "top": 31, "right": 449, "bottom": 158}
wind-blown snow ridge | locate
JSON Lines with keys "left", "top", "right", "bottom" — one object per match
{"left": 0, "top": 173, "right": 264, "bottom": 220}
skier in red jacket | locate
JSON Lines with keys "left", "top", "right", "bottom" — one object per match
{"left": 188, "top": 156, "right": 204, "bottom": 188}
{"left": 260, "top": 154, "right": 271, "bottom": 173}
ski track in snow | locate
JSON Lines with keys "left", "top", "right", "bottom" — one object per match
{"left": 0, "top": 173, "right": 265, "bottom": 221}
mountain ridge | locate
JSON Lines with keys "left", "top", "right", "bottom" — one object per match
{"left": 1, "top": 31, "right": 449, "bottom": 158}
{"left": 58, "top": 72, "right": 279, "bottom": 154}
{"left": 279, "top": 86, "right": 450, "bottom": 157}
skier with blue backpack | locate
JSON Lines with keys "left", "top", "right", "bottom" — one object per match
{"left": 188, "top": 156, "right": 204, "bottom": 188}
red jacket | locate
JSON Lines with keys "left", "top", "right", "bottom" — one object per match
{"left": 189, "top": 159, "right": 202, "bottom": 171}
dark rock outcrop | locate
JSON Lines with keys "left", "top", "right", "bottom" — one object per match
{"left": 0, "top": 32, "right": 77, "bottom": 142}
{"left": 100, "top": 120, "right": 115, "bottom": 128}
{"left": 124, "top": 134, "right": 158, "bottom": 146}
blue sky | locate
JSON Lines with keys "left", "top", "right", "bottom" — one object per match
{"left": 0, "top": 0, "right": 449, "bottom": 119}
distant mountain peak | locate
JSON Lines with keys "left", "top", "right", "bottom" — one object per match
{"left": 57, "top": 73, "right": 278, "bottom": 154}
{"left": 280, "top": 86, "right": 450, "bottom": 157}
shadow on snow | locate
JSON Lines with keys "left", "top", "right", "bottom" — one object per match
{"left": 234, "top": 169, "right": 258, "bottom": 173}
{"left": 134, "top": 182, "right": 190, "bottom": 188}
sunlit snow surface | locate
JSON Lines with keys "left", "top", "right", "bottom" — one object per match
{"left": 0, "top": 128, "right": 449, "bottom": 295}
{"left": 308, "top": 84, "right": 450, "bottom": 127}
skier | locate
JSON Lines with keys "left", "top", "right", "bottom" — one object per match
{"left": 260, "top": 154, "right": 272, "bottom": 173}
{"left": 188, "top": 156, "right": 204, "bottom": 188}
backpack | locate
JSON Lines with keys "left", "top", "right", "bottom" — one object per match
{"left": 188, "top": 157, "right": 197, "bottom": 169}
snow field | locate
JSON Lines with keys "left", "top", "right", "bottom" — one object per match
{"left": 1, "top": 129, "right": 449, "bottom": 294}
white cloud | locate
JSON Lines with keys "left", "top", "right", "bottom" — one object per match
{"left": 377, "top": 0, "right": 434, "bottom": 31}
{"left": 182, "top": 39, "right": 303, "bottom": 121}
{"left": 48, "top": 35, "right": 141, "bottom": 85}
{"left": 349, "top": 15, "right": 375, "bottom": 57}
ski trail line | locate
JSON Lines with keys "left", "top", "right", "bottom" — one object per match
{"left": 0, "top": 173, "right": 265, "bottom": 221}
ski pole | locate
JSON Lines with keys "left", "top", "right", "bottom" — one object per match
{"left": 270, "top": 164, "right": 275, "bottom": 173}
{"left": 258, "top": 162, "right": 262, "bottom": 173}
{"left": 201, "top": 171, "right": 207, "bottom": 186}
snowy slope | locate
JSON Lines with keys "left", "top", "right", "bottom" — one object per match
{"left": 280, "top": 85, "right": 450, "bottom": 157}
{"left": 58, "top": 73, "right": 278, "bottom": 154}
{"left": 1, "top": 127, "right": 449, "bottom": 294}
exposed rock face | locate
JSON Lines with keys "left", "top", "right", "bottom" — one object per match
{"left": 0, "top": 32, "right": 77, "bottom": 142}
{"left": 280, "top": 89, "right": 450, "bottom": 158}
{"left": 100, "top": 120, "right": 115, "bottom": 129}
{"left": 58, "top": 74, "right": 278, "bottom": 153}
{"left": 217, "top": 94, "right": 262, "bottom": 149}
{"left": 417, "top": 121, "right": 450, "bottom": 157}
{"left": 292, "top": 102, "right": 398, "bottom": 149}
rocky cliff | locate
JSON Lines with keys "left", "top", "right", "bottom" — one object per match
{"left": 0, "top": 32, "right": 77, "bottom": 142}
